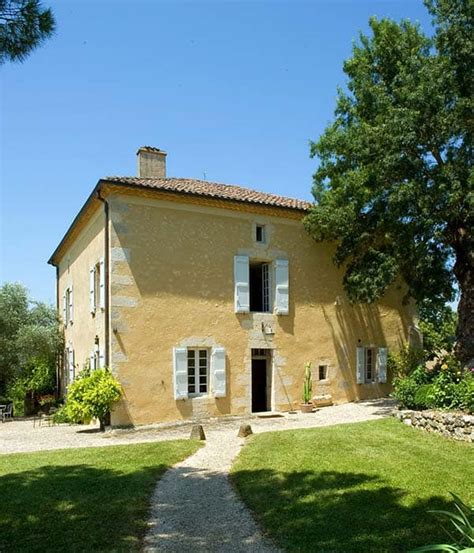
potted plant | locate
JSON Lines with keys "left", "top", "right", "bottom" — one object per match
{"left": 300, "top": 362, "right": 314, "bottom": 413}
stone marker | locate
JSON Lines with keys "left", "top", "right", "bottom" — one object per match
{"left": 190, "top": 424, "right": 206, "bottom": 441}
{"left": 238, "top": 424, "right": 253, "bottom": 438}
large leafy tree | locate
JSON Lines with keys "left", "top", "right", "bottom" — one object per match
{"left": 0, "top": 0, "right": 55, "bottom": 64}
{"left": 304, "top": 0, "right": 473, "bottom": 366}
{"left": 0, "top": 282, "right": 62, "bottom": 397}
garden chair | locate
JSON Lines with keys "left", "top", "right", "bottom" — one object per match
{"left": 1, "top": 403, "right": 13, "bottom": 422}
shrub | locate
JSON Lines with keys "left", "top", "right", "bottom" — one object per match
{"left": 392, "top": 376, "right": 420, "bottom": 409}
{"left": 388, "top": 346, "right": 426, "bottom": 378}
{"left": 64, "top": 369, "right": 122, "bottom": 430}
{"left": 413, "top": 384, "right": 435, "bottom": 410}
{"left": 51, "top": 405, "right": 72, "bottom": 424}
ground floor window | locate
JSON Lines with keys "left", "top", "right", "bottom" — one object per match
{"left": 187, "top": 348, "right": 209, "bottom": 395}
{"left": 357, "top": 346, "right": 388, "bottom": 384}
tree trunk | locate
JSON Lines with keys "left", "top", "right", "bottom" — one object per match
{"left": 453, "top": 239, "right": 474, "bottom": 368}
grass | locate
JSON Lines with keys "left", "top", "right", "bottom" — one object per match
{"left": 0, "top": 440, "right": 200, "bottom": 552}
{"left": 231, "top": 418, "right": 473, "bottom": 553}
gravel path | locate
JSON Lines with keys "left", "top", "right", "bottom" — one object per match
{"left": 141, "top": 399, "right": 396, "bottom": 552}
{"left": 1, "top": 400, "right": 396, "bottom": 552}
{"left": 142, "top": 428, "right": 278, "bottom": 552}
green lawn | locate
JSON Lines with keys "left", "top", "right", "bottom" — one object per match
{"left": 0, "top": 440, "right": 200, "bottom": 552}
{"left": 231, "top": 418, "right": 473, "bottom": 553}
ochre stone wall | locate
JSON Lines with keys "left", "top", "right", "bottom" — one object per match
{"left": 106, "top": 192, "right": 414, "bottom": 426}
{"left": 58, "top": 209, "right": 106, "bottom": 386}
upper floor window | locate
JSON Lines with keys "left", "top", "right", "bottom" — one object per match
{"left": 89, "top": 258, "right": 105, "bottom": 315}
{"left": 63, "top": 286, "right": 73, "bottom": 325}
{"left": 255, "top": 224, "right": 266, "bottom": 244}
{"left": 250, "top": 262, "right": 271, "bottom": 313}
{"left": 234, "top": 255, "right": 289, "bottom": 315}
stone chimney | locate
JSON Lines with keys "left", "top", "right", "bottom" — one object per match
{"left": 136, "top": 146, "right": 167, "bottom": 178}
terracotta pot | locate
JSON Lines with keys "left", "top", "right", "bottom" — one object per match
{"left": 300, "top": 402, "right": 314, "bottom": 413}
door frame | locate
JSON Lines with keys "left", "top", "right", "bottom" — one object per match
{"left": 250, "top": 348, "right": 273, "bottom": 413}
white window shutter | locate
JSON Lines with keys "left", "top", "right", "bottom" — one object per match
{"left": 211, "top": 347, "right": 226, "bottom": 398}
{"left": 89, "top": 267, "right": 96, "bottom": 314}
{"left": 99, "top": 257, "right": 105, "bottom": 310}
{"left": 69, "top": 286, "right": 74, "bottom": 323}
{"left": 377, "top": 347, "right": 388, "bottom": 383}
{"left": 274, "top": 259, "right": 289, "bottom": 315}
{"left": 68, "top": 348, "right": 75, "bottom": 383}
{"left": 99, "top": 348, "right": 105, "bottom": 369}
{"left": 173, "top": 347, "right": 188, "bottom": 400}
{"left": 356, "top": 347, "right": 365, "bottom": 384}
{"left": 62, "top": 293, "right": 66, "bottom": 323}
{"left": 89, "top": 351, "right": 95, "bottom": 371}
{"left": 234, "top": 255, "right": 250, "bottom": 313}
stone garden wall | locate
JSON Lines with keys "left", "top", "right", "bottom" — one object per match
{"left": 395, "top": 409, "right": 474, "bottom": 443}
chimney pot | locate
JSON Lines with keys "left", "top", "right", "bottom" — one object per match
{"left": 137, "top": 146, "right": 167, "bottom": 178}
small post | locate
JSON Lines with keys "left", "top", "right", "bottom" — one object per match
{"left": 238, "top": 424, "right": 253, "bottom": 438}
{"left": 190, "top": 424, "right": 206, "bottom": 440}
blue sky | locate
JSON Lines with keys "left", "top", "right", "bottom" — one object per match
{"left": 1, "top": 0, "right": 432, "bottom": 304}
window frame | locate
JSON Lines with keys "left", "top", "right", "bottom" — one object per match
{"left": 65, "top": 287, "right": 72, "bottom": 325}
{"left": 318, "top": 365, "right": 328, "bottom": 381}
{"left": 249, "top": 261, "right": 272, "bottom": 313}
{"left": 255, "top": 224, "right": 266, "bottom": 244}
{"left": 364, "top": 347, "right": 377, "bottom": 383}
{"left": 187, "top": 348, "right": 210, "bottom": 397}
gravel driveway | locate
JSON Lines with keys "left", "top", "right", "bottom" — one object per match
{"left": 0, "top": 399, "right": 395, "bottom": 455}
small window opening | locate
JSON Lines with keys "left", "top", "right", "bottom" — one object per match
{"left": 256, "top": 225, "right": 266, "bottom": 243}
{"left": 250, "top": 262, "right": 271, "bottom": 312}
{"left": 318, "top": 365, "right": 328, "bottom": 381}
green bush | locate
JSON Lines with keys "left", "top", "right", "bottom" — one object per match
{"left": 413, "top": 384, "right": 435, "bottom": 409}
{"left": 51, "top": 405, "right": 72, "bottom": 424}
{"left": 387, "top": 346, "right": 426, "bottom": 378}
{"left": 393, "top": 356, "right": 474, "bottom": 413}
{"left": 64, "top": 369, "right": 122, "bottom": 430}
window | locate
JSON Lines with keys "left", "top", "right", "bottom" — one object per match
{"left": 90, "top": 338, "right": 104, "bottom": 370}
{"left": 187, "top": 348, "right": 209, "bottom": 395}
{"left": 365, "top": 348, "right": 375, "bottom": 382}
{"left": 256, "top": 224, "right": 266, "bottom": 243}
{"left": 89, "top": 258, "right": 105, "bottom": 315}
{"left": 250, "top": 262, "right": 271, "bottom": 312}
{"left": 65, "top": 347, "right": 75, "bottom": 387}
{"left": 356, "top": 346, "right": 387, "bottom": 384}
{"left": 63, "top": 287, "right": 73, "bottom": 325}
{"left": 318, "top": 365, "right": 328, "bottom": 381}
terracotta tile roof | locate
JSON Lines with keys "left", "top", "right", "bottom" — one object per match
{"left": 104, "top": 176, "right": 312, "bottom": 211}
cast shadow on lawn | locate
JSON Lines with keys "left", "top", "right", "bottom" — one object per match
{"left": 0, "top": 463, "right": 166, "bottom": 552}
{"left": 231, "top": 469, "right": 452, "bottom": 553}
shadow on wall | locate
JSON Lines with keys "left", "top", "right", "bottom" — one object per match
{"left": 0, "top": 463, "right": 168, "bottom": 552}
{"left": 231, "top": 468, "right": 452, "bottom": 553}
{"left": 322, "top": 295, "right": 413, "bottom": 401}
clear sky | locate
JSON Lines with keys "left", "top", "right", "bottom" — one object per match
{"left": 1, "top": 0, "right": 433, "bottom": 304}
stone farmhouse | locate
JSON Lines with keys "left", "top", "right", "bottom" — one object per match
{"left": 48, "top": 147, "right": 415, "bottom": 426}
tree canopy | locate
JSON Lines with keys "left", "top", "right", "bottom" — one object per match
{"left": 304, "top": 0, "right": 473, "bottom": 365}
{"left": 0, "top": 282, "right": 62, "bottom": 399}
{"left": 0, "top": 0, "right": 55, "bottom": 64}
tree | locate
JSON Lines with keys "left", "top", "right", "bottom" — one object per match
{"left": 304, "top": 0, "right": 473, "bottom": 366}
{"left": 0, "top": 0, "right": 55, "bottom": 64}
{"left": 0, "top": 282, "right": 62, "bottom": 400}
